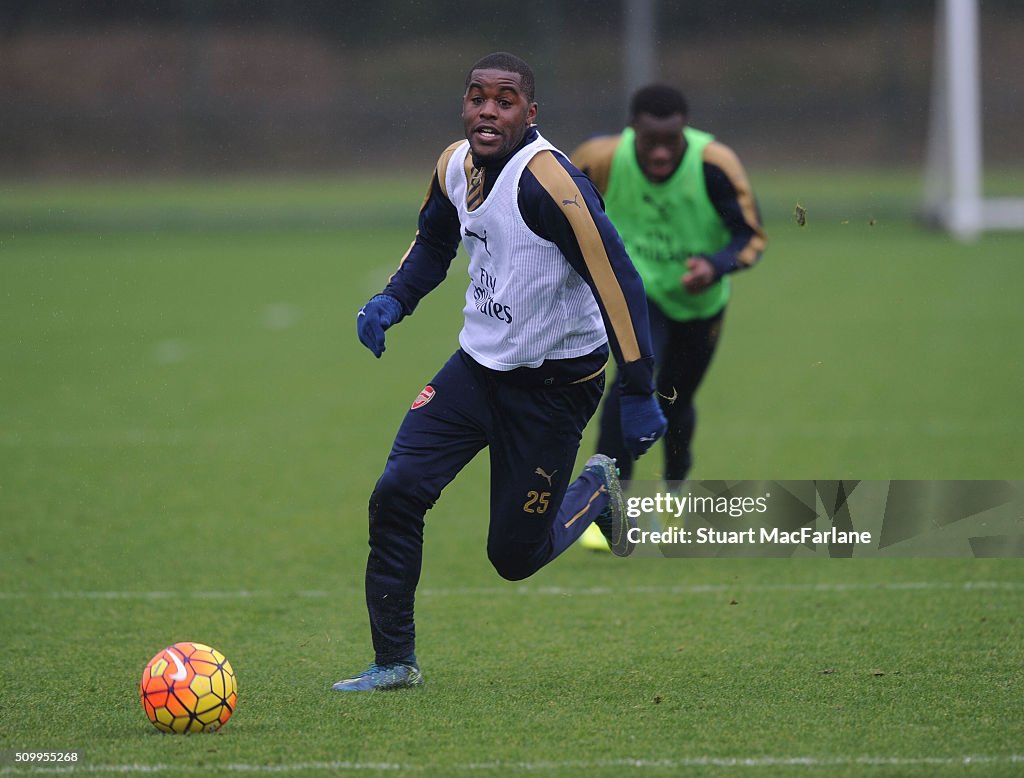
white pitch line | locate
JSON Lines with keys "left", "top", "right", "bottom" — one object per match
{"left": 1, "top": 754, "right": 1022, "bottom": 774}
{"left": 1, "top": 415, "right": 1013, "bottom": 450}
{"left": 709, "top": 418, "right": 1013, "bottom": 440}
{"left": 0, "top": 429, "right": 255, "bottom": 448}
{"left": 1, "top": 581, "right": 1023, "bottom": 602}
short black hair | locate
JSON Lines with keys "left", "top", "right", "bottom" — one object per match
{"left": 465, "top": 52, "right": 536, "bottom": 103}
{"left": 629, "top": 84, "right": 689, "bottom": 120}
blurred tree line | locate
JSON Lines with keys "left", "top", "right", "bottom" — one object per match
{"left": 1, "top": 0, "right": 1021, "bottom": 176}
{"left": 1, "top": 1, "right": 952, "bottom": 38}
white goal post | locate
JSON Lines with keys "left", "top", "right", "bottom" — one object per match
{"left": 923, "top": 0, "right": 1024, "bottom": 241}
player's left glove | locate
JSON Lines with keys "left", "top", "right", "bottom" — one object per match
{"left": 356, "top": 294, "right": 404, "bottom": 358}
{"left": 620, "top": 393, "right": 668, "bottom": 458}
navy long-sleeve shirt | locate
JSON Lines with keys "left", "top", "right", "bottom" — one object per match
{"left": 383, "top": 126, "right": 655, "bottom": 395}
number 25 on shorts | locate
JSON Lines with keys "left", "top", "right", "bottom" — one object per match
{"left": 523, "top": 491, "right": 551, "bottom": 514}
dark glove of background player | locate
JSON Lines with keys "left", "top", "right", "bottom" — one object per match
{"left": 620, "top": 393, "right": 668, "bottom": 458}
{"left": 357, "top": 294, "right": 404, "bottom": 358}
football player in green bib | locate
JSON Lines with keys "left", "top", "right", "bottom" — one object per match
{"left": 573, "top": 84, "right": 766, "bottom": 549}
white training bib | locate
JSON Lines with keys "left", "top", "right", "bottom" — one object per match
{"left": 445, "top": 134, "right": 606, "bottom": 370}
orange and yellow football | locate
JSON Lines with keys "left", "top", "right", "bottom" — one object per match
{"left": 140, "top": 642, "right": 237, "bottom": 734}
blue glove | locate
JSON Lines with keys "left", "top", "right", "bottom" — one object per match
{"left": 620, "top": 393, "right": 668, "bottom": 458}
{"left": 357, "top": 294, "right": 404, "bottom": 358}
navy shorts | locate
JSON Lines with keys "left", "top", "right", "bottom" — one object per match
{"left": 364, "top": 348, "right": 607, "bottom": 663}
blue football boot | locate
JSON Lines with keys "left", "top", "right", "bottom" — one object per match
{"left": 583, "top": 454, "right": 634, "bottom": 556}
{"left": 331, "top": 656, "right": 423, "bottom": 692}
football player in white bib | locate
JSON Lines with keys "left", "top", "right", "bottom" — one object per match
{"left": 334, "top": 53, "right": 666, "bottom": 692}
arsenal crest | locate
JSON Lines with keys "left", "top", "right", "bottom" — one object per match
{"left": 411, "top": 385, "right": 435, "bottom": 410}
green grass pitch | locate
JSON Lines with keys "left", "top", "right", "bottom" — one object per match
{"left": 1, "top": 172, "right": 1022, "bottom": 776}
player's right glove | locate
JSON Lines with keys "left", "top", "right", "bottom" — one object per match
{"left": 620, "top": 392, "right": 668, "bottom": 458}
{"left": 356, "top": 294, "right": 404, "bottom": 358}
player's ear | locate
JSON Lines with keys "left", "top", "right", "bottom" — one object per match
{"left": 527, "top": 102, "right": 538, "bottom": 125}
